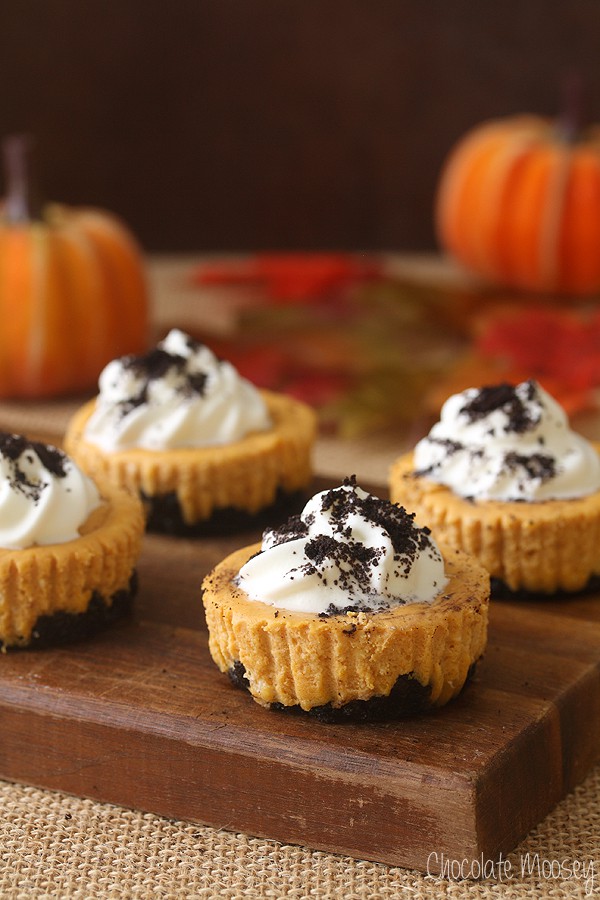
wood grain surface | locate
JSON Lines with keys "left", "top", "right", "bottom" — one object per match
{"left": 0, "top": 480, "right": 599, "bottom": 873}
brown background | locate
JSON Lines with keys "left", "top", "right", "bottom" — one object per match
{"left": 0, "top": 1, "right": 598, "bottom": 253}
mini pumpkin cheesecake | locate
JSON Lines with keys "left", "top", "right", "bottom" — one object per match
{"left": 389, "top": 380, "right": 600, "bottom": 596}
{"left": 202, "top": 478, "right": 489, "bottom": 721}
{"left": 0, "top": 432, "right": 144, "bottom": 649}
{"left": 64, "top": 329, "right": 316, "bottom": 535}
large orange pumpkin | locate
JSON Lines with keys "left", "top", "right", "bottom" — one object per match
{"left": 436, "top": 114, "right": 600, "bottom": 296}
{"left": 0, "top": 136, "right": 149, "bottom": 399}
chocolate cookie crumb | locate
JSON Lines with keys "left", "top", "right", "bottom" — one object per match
{"left": 503, "top": 451, "right": 556, "bottom": 482}
{"left": 116, "top": 339, "right": 211, "bottom": 418}
{"left": 459, "top": 381, "right": 539, "bottom": 434}
{"left": 0, "top": 432, "right": 69, "bottom": 504}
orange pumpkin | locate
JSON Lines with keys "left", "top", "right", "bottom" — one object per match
{"left": 0, "top": 136, "right": 149, "bottom": 399}
{"left": 436, "top": 114, "right": 600, "bottom": 296}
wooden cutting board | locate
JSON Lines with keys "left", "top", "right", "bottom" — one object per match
{"left": 0, "top": 479, "right": 599, "bottom": 874}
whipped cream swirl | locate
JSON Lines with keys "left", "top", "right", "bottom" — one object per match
{"left": 237, "top": 477, "right": 448, "bottom": 614}
{"left": 414, "top": 380, "right": 600, "bottom": 502}
{"left": 0, "top": 433, "right": 102, "bottom": 550}
{"left": 83, "top": 329, "right": 272, "bottom": 451}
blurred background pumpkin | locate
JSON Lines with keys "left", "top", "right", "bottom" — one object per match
{"left": 435, "top": 83, "right": 600, "bottom": 296}
{"left": 0, "top": 135, "right": 149, "bottom": 399}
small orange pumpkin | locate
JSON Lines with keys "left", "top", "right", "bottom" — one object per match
{"left": 436, "top": 113, "right": 600, "bottom": 296}
{"left": 0, "top": 135, "right": 149, "bottom": 399}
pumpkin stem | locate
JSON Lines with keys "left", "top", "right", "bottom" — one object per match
{"left": 557, "top": 72, "right": 584, "bottom": 143}
{"left": 2, "top": 133, "right": 42, "bottom": 223}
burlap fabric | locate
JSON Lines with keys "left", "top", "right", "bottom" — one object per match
{"left": 0, "top": 767, "right": 598, "bottom": 899}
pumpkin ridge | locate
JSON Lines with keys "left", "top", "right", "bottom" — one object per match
{"left": 26, "top": 224, "right": 50, "bottom": 393}
{"left": 535, "top": 145, "right": 571, "bottom": 292}
{"left": 53, "top": 225, "right": 112, "bottom": 385}
{"left": 558, "top": 150, "right": 600, "bottom": 292}
{"left": 473, "top": 134, "right": 545, "bottom": 280}
{"left": 73, "top": 210, "right": 149, "bottom": 355}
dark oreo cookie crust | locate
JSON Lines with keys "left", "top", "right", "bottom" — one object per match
{"left": 142, "top": 487, "right": 309, "bottom": 537}
{"left": 227, "top": 660, "right": 477, "bottom": 723}
{"left": 2, "top": 573, "right": 138, "bottom": 651}
{"left": 491, "top": 574, "right": 600, "bottom": 602}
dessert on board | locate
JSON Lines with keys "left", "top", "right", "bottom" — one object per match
{"left": 389, "top": 379, "right": 600, "bottom": 596}
{"left": 0, "top": 432, "right": 144, "bottom": 649}
{"left": 202, "top": 477, "right": 489, "bottom": 721}
{"left": 65, "top": 329, "right": 316, "bottom": 535}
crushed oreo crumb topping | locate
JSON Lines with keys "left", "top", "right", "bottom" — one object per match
{"left": 414, "top": 436, "right": 466, "bottom": 477}
{"left": 504, "top": 451, "right": 556, "bottom": 482}
{"left": 115, "top": 337, "right": 210, "bottom": 417}
{"left": 260, "top": 475, "right": 439, "bottom": 609}
{"left": 318, "top": 602, "right": 383, "bottom": 619}
{"left": 459, "top": 380, "right": 539, "bottom": 434}
{"left": 0, "top": 432, "right": 68, "bottom": 503}
{"left": 317, "top": 474, "right": 433, "bottom": 555}
{"left": 265, "top": 512, "right": 308, "bottom": 547}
